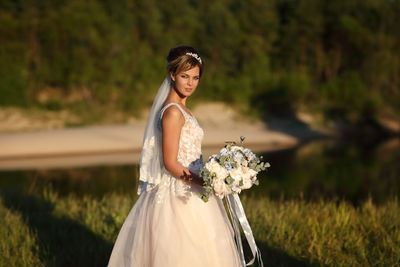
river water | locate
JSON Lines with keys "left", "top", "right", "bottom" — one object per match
{"left": 1, "top": 138, "right": 399, "bottom": 205}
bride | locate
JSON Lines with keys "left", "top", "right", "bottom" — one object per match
{"left": 108, "top": 45, "right": 256, "bottom": 267}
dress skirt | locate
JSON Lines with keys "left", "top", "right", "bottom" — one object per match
{"left": 108, "top": 174, "right": 242, "bottom": 267}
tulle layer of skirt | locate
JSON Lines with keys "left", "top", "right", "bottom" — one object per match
{"left": 108, "top": 175, "right": 241, "bottom": 267}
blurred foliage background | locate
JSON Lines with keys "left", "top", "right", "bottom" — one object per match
{"left": 0, "top": 0, "right": 399, "bottom": 125}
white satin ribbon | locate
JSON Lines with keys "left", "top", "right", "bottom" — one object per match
{"left": 225, "top": 194, "right": 264, "bottom": 267}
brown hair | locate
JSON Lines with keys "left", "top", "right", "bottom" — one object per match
{"left": 166, "top": 45, "right": 203, "bottom": 78}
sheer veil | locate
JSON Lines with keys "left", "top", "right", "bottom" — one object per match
{"left": 137, "top": 76, "right": 171, "bottom": 195}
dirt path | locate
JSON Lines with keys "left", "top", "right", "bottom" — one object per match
{"left": 0, "top": 103, "right": 330, "bottom": 170}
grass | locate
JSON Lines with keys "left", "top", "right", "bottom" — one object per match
{"left": 241, "top": 195, "right": 400, "bottom": 266}
{"left": 0, "top": 189, "right": 399, "bottom": 267}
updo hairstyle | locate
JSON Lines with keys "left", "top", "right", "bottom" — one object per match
{"left": 166, "top": 45, "right": 203, "bottom": 79}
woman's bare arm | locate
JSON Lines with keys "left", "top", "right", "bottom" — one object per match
{"left": 162, "top": 106, "right": 203, "bottom": 186}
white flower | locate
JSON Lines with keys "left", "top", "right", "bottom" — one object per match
{"left": 246, "top": 168, "right": 257, "bottom": 179}
{"left": 206, "top": 159, "right": 228, "bottom": 180}
{"left": 230, "top": 145, "right": 239, "bottom": 150}
{"left": 212, "top": 178, "right": 231, "bottom": 198}
{"left": 241, "top": 176, "right": 253, "bottom": 189}
{"left": 220, "top": 148, "right": 229, "bottom": 155}
{"left": 229, "top": 168, "right": 244, "bottom": 184}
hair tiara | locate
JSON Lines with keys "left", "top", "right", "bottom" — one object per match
{"left": 185, "top": 52, "right": 202, "bottom": 65}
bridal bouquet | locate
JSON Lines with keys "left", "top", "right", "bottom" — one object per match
{"left": 198, "top": 140, "right": 270, "bottom": 202}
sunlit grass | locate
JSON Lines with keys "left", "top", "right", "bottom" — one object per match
{"left": 242, "top": 195, "right": 400, "bottom": 266}
{"left": 1, "top": 189, "right": 399, "bottom": 266}
{"left": 0, "top": 201, "right": 43, "bottom": 266}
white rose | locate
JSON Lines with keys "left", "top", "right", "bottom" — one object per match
{"left": 241, "top": 176, "right": 253, "bottom": 190}
{"left": 205, "top": 160, "right": 218, "bottom": 174}
{"left": 229, "top": 168, "right": 243, "bottom": 184}
{"left": 241, "top": 159, "right": 248, "bottom": 167}
{"left": 243, "top": 168, "right": 257, "bottom": 180}
{"left": 207, "top": 160, "right": 228, "bottom": 180}
{"left": 213, "top": 178, "right": 228, "bottom": 198}
{"left": 216, "top": 166, "right": 228, "bottom": 180}
{"left": 231, "top": 145, "right": 243, "bottom": 151}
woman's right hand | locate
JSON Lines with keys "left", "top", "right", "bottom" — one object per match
{"left": 180, "top": 170, "right": 204, "bottom": 187}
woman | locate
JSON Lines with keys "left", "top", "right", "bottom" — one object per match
{"left": 108, "top": 45, "right": 242, "bottom": 266}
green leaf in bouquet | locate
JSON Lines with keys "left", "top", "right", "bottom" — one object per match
{"left": 225, "top": 176, "right": 234, "bottom": 184}
{"left": 248, "top": 162, "right": 257, "bottom": 170}
{"left": 198, "top": 193, "right": 209, "bottom": 202}
{"left": 237, "top": 149, "right": 246, "bottom": 158}
{"left": 220, "top": 156, "right": 228, "bottom": 165}
{"left": 225, "top": 143, "right": 235, "bottom": 149}
{"left": 231, "top": 162, "right": 237, "bottom": 169}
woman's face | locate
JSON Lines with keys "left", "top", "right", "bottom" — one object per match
{"left": 171, "top": 66, "right": 200, "bottom": 98}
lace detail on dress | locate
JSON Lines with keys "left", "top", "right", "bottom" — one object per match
{"left": 155, "top": 103, "right": 205, "bottom": 203}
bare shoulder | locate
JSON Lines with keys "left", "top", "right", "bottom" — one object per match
{"left": 162, "top": 105, "right": 184, "bottom": 126}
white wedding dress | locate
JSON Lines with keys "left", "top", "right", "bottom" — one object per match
{"left": 108, "top": 103, "right": 241, "bottom": 267}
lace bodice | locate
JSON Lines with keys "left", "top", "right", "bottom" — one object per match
{"left": 160, "top": 102, "right": 204, "bottom": 171}
{"left": 150, "top": 102, "right": 205, "bottom": 203}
